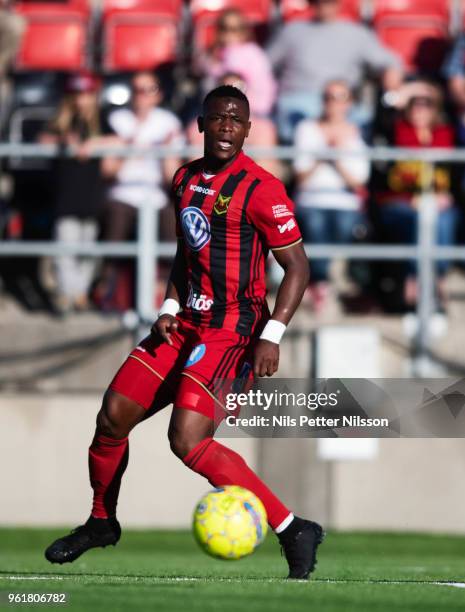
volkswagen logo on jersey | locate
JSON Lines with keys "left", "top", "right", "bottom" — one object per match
{"left": 186, "top": 343, "right": 206, "bottom": 367}
{"left": 180, "top": 207, "right": 211, "bottom": 252}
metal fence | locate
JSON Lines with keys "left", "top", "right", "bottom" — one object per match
{"left": 1, "top": 142, "right": 465, "bottom": 376}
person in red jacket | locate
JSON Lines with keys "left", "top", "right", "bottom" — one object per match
{"left": 377, "top": 83, "right": 458, "bottom": 308}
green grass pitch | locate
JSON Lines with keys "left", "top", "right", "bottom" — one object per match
{"left": 0, "top": 529, "right": 464, "bottom": 611}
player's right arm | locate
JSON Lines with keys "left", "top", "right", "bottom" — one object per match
{"left": 152, "top": 165, "right": 189, "bottom": 345}
{"left": 152, "top": 238, "right": 187, "bottom": 346}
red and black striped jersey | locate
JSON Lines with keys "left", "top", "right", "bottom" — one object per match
{"left": 172, "top": 151, "right": 302, "bottom": 336}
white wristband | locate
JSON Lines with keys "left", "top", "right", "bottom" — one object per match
{"left": 259, "top": 319, "right": 286, "bottom": 344}
{"left": 158, "top": 298, "right": 180, "bottom": 318}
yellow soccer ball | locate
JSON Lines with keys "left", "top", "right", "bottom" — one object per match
{"left": 192, "top": 485, "right": 268, "bottom": 560}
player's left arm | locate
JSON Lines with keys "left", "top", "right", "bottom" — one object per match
{"left": 254, "top": 243, "right": 309, "bottom": 377}
{"left": 247, "top": 179, "right": 309, "bottom": 377}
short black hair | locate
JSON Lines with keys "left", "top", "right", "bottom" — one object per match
{"left": 202, "top": 85, "right": 250, "bottom": 114}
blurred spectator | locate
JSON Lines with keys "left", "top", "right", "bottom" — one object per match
{"left": 443, "top": 34, "right": 465, "bottom": 143}
{"left": 0, "top": 1, "right": 25, "bottom": 122}
{"left": 96, "top": 70, "right": 183, "bottom": 311}
{"left": 194, "top": 8, "right": 276, "bottom": 117}
{"left": 293, "top": 79, "right": 369, "bottom": 312}
{"left": 0, "top": 2, "right": 24, "bottom": 75}
{"left": 376, "top": 83, "right": 457, "bottom": 308}
{"left": 267, "top": 0, "right": 403, "bottom": 142}
{"left": 39, "top": 72, "right": 119, "bottom": 312}
{"left": 187, "top": 72, "right": 282, "bottom": 178}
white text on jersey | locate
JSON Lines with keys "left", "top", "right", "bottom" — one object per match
{"left": 190, "top": 184, "right": 216, "bottom": 196}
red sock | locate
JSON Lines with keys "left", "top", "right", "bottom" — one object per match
{"left": 89, "top": 433, "right": 129, "bottom": 519}
{"left": 183, "top": 438, "right": 290, "bottom": 530}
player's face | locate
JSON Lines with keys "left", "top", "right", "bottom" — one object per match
{"left": 199, "top": 97, "right": 251, "bottom": 164}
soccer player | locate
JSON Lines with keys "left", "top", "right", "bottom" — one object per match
{"left": 45, "top": 86, "right": 324, "bottom": 579}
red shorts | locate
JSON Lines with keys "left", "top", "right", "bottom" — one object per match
{"left": 109, "top": 317, "right": 255, "bottom": 421}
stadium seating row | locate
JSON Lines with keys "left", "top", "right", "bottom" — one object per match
{"left": 11, "top": 0, "right": 465, "bottom": 74}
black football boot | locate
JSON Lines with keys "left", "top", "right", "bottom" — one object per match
{"left": 279, "top": 517, "right": 325, "bottom": 579}
{"left": 45, "top": 516, "right": 121, "bottom": 564}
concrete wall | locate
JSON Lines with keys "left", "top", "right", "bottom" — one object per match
{"left": 331, "top": 438, "right": 465, "bottom": 533}
{"left": 1, "top": 395, "right": 464, "bottom": 533}
{"left": 258, "top": 437, "right": 465, "bottom": 534}
{"left": 0, "top": 394, "right": 256, "bottom": 527}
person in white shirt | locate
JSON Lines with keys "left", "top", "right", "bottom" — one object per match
{"left": 293, "top": 80, "right": 370, "bottom": 312}
{"left": 96, "top": 70, "right": 184, "bottom": 310}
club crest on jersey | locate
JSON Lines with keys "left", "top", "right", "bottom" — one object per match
{"left": 213, "top": 193, "right": 232, "bottom": 215}
{"left": 180, "top": 207, "right": 211, "bottom": 251}
{"left": 186, "top": 343, "right": 206, "bottom": 367}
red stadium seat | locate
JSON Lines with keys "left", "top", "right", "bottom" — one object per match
{"left": 13, "top": 1, "right": 90, "bottom": 70}
{"left": 374, "top": 0, "right": 449, "bottom": 17}
{"left": 15, "top": 0, "right": 91, "bottom": 12}
{"left": 280, "top": 0, "right": 361, "bottom": 22}
{"left": 103, "top": 20, "right": 178, "bottom": 71}
{"left": 373, "top": 0, "right": 450, "bottom": 73}
{"left": 102, "top": 0, "right": 183, "bottom": 19}
{"left": 101, "top": 0, "right": 182, "bottom": 71}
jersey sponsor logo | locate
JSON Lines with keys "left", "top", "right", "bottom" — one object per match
{"left": 272, "top": 204, "right": 293, "bottom": 219}
{"left": 180, "top": 207, "right": 211, "bottom": 251}
{"left": 213, "top": 193, "right": 232, "bottom": 215}
{"left": 186, "top": 343, "right": 206, "bottom": 367}
{"left": 278, "top": 218, "right": 297, "bottom": 233}
{"left": 189, "top": 184, "right": 216, "bottom": 196}
{"left": 186, "top": 285, "right": 214, "bottom": 311}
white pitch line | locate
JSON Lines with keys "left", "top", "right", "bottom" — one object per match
{"left": 1, "top": 576, "right": 465, "bottom": 587}
{"left": 1, "top": 576, "right": 203, "bottom": 583}
{"left": 0, "top": 577, "right": 64, "bottom": 581}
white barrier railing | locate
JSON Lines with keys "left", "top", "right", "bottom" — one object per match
{"left": 1, "top": 142, "right": 465, "bottom": 375}
{"left": 4, "top": 142, "right": 465, "bottom": 161}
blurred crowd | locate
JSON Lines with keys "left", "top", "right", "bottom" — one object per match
{"left": 2, "top": 0, "right": 465, "bottom": 315}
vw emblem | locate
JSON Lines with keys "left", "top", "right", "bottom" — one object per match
{"left": 180, "top": 207, "right": 211, "bottom": 252}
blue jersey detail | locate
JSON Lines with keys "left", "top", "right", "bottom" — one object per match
{"left": 186, "top": 343, "right": 206, "bottom": 367}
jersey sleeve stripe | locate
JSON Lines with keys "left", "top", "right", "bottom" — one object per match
{"left": 270, "top": 238, "right": 303, "bottom": 251}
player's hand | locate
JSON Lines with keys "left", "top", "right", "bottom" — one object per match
{"left": 253, "top": 339, "right": 279, "bottom": 378}
{"left": 152, "top": 314, "right": 178, "bottom": 346}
